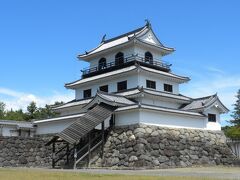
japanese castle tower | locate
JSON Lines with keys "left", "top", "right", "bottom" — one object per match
{"left": 37, "top": 21, "right": 228, "bottom": 135}
{"left": 35, "top": 21, "right": 234, "bottom": 169}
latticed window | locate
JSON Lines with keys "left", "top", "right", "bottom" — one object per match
{"left": 115, "top": 52, "right": 124, "bottom": 65}
{"left": 146, "top": 80, "right": 156, "bottom": 89}
{"left": 145, "top": 51, "right": 153, "bottom": 64}
{"left": 117, "top": 81, "right": 127, "bottom": 91}
{"left": 164, "top": 84, "right": 173, "bottom": 92}
{"left": 98, "top": 58, "right": 107, "bottom": 70}
{"left": 83, "top": 89, "right": 91, "bottom": 98}
{"left": 99, "top": 85, "right": 108, "bottom": 92}
{"left": 208, "top": 114, "right": 216, "bottom": 122}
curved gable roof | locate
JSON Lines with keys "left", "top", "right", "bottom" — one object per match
{"left": 181, "top": 94, "right": 229, "bottom": 114}
{"left": 78, "top": 22, "right": 174, "bottom": 60}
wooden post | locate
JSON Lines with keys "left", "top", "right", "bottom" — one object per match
{"left": 101, "top": 121, "right": 105, "bottom": 158}
{"left": 52, "top": 142, "right": 55, "bottom": 168}
{"left": 113, "top": 114, "right": 116, "bottom": 127}
{"left": 66, "top": 143, "right": 69, "bottom": 165}
{"left": 88, "top": 132, "right": 91, "bottom": 168}
{"left": 73, "top": 144, "right": 77, "bottom": 169}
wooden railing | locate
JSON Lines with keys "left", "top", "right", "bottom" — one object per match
{"left": 81, "top": 54, "right": 171, "bottom": 77}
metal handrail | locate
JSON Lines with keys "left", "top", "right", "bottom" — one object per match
{"left": 81, "top": 54, "right": 171, "bottom": 76}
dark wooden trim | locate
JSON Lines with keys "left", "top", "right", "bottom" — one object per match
{"left": 88, "top": 132, "right": 91, "bottom": 167}
{"left": 52, "top": 142, "right": 55, "bottom": 168}
{"left": 101, "top": 121, "right": 105, "bottom": 158}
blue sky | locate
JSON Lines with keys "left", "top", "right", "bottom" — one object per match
{"left": 0, "top": 0, "right": 240, "bottom": 126}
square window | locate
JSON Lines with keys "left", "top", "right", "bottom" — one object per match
{"left": 164, "top": 84, "right": 173, "bottom": 93}
{"left": 83, "top": 89, "right": 91, "bottom": 98}
{"left": 117, "top": 81, "right": 127, "bottom": 91}
{"left": 99, "top": 85, "right": 108, "bottom": 92}
{"left": 146, "top": 80, "right": 156, "bottom": 89}
{"left": 208, "top": 114, "right": 216, "bottom": 122}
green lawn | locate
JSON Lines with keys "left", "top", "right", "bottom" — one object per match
{"left": 0, "top": 168, "right": 223, "bottom": 180}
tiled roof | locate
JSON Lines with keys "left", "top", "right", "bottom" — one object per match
{"left": 65, "top": 65, "right": 137, "bottom": 88}
{"left": 53, "top": 98, "right": 92, "bottom": 110}
{"left": 116, "top": 87, "right": 191, "bottom": 102}
{"left": 97, "top": 91, "right": 136, "bottom": 105}
{"left": 0, "top": 120, "right": 34, "bottom": 129}
{"left": 54, "top": 87, "right": 191, "bottom": 111}
{"left": 139, "top": 66, "right": 190, "bottom": 83}
{"left": 65, "top": 65, "right": 189, "bottom": 89}
{"left": 181, "top": 95, "right": 216, "bottom": 111}
{"left": 180, "top": 94, "right": 229, "bottom": 113}
{"left": 78, "top": 23, "right": 174, "bottom": 59}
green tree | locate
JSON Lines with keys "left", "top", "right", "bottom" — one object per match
{"left": 0, "top": 101, "right": 6, "bottom": 118}
{"left": 26, "top": 101, "right": 37, "bottom": 120}
{"left": 5, "top": 109, "right": 26, "bottom": 121}
{"left": 231, "top": 89, "right": 240, "bottom": 125}
{"left": 224, "top": 126, "right": 240, "bottom": 139}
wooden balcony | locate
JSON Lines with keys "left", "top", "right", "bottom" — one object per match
{"left": 81, "top": 55, "right": 171, "bottom": 79}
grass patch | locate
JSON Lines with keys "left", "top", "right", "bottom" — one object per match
{"left": 0, "top": 168, "right": 223, "bottom": 180}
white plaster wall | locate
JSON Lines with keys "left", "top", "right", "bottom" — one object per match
{"left": 95, "top": 117, "right": 111, "bottom": 130}
{"left": 204, "top": 107, "right": 221, "bottom": 130}
{"left": 136, "top": 97, "right": 181, "bottom": 109}
{"left": 134, "top": 44, "right": 162, "bottom": 61}
{"left": 1, "top": 126, "right": 18, "bottom": 136}
{"left": 87, "top": 43, "right": 164, "bottom": 69}
{"left": 138, "top": 30, "right": 161, "bottom": 47}
{"left": 89, "top": 46, "right": 135, "bottom": 68}
{"left": 59, "top": 106, "right": 85, "bottom": 116}
{"left": 35, "top": 118, "right": 77, "bottom": 135}
{"left": 138, "top": 73, "right": 179, "bottom": 94}
{"left": 36, "top": 116, "right": 112, "bottom": 135}
{"left": 115, "top": 110, "right": 140, "bottom": 126}
{"left": 75, "top": 74, "right": 138, "bottom": 100}
{"left": 75, "top": 70, "right": 180, "bottom": 100}
{"left": 139, "top": 109, "right": 206, "bottom": 129}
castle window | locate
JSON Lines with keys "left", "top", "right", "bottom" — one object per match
{"left": 117, "top": 80, "right": 127, "bottom": 91}
{"left": 208, "top": 114, "right": 216, "bottom": 122}
{"left": 98, "top": 58, "right": 107, "bottom": 70}
{"left": 164, "top": 84, "right": 173, "bottom": 93}
{"left": 115, "top": 52, "right": 124, "bottom": 65}
{"left": 146, "top": 80, "right": 156, "bottom": 89}
{"left": 83, "top": 89, "right": 91, "bottom": 98}
{"left": 145, "top": 51, "right": 153, "bottom": 64}
{"left": 99, "top": 85, "right": 108, "bottom": 92}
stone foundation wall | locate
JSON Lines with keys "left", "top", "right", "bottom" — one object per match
{"left": 92, "top": 124, "right": 235, "bottom": 168}
{"left": 0, "top": 136, "right": 52, "bottom": 167}
{"left": 0, "top": 124, "right": 236, "bottom": 169}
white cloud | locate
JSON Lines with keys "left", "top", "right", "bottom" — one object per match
{"left": 0, "top": 87, "right": 74, "bottom": 111}
{"left": 0, "top": 88, "right": 23, "bottom": 97}
{"left": 205, "top": 67, "right": 225, "bottom": 75}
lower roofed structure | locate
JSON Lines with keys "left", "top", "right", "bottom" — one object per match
{"left": 32, "top": 21, "right": 233, "bottom": 169}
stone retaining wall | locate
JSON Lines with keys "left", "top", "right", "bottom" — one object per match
{"left": 0, "top": 136, "right": 52, "bottom": 167}
{"left": 92, "top": 124, "right": 236, "bottom": 168}
{"left": 0, "top": 124, "right": 236, "bottom": 169}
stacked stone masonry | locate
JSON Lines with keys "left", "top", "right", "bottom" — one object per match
{"left": 0, "top": 136, "right": 52, "bottom": 167}
{"left": 92, "top": 124, "right": 235, "bottom": 168}
{"left": 0, "top": 124, "right": 236, "bottom": 168}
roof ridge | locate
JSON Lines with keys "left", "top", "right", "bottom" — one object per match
{"left": 97, "top": 90, "right": 127, "bottom": 98}
{"left": 192, "top": 94, "right": 216, "bottom": 101}
{"left": 103, "top": 25, "right": 146, "bottom": 44}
